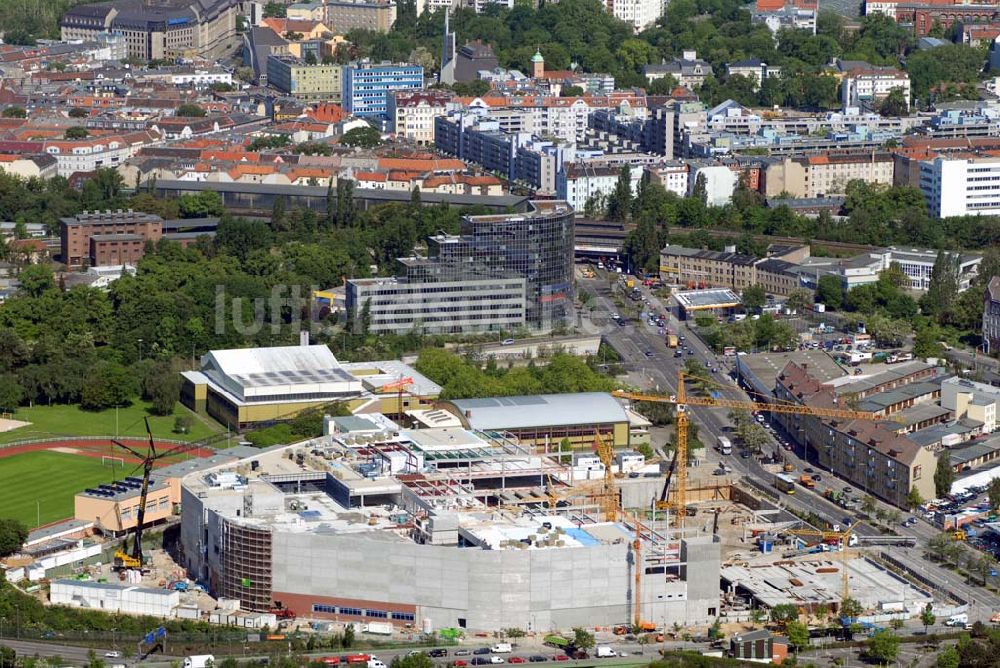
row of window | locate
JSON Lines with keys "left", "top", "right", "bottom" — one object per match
{"left": 310, "top": 604, "right": 414, "bottom": 621}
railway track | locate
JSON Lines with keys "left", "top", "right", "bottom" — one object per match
{"left": 666, "top": 226, "right": 877, "bottom": 255}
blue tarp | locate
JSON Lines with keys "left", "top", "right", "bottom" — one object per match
{"left": 564, "top": 528, "right": 600, "bottom": 547}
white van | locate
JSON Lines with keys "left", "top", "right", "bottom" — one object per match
{"left": 368, "top": 661, "right": 387, "bottom": 668}
{"left": 490, "top": 644, "right": 513, "bottom": 654}
{"left": 596, "top": 647, "right": 617, "bottom": 658}
{"left": 945, "top": 613, "right": 968, "bottom": 627}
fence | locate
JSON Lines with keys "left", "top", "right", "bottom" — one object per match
{"left": 0, "top": 436, "right": 191, "bottom": 450}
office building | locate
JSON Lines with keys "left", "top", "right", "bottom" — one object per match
{"left": 841, "top": 67, "right": 911, "bottom": 111}
{"left": 325, "top": 0, "right": 397, "bottom": 33}
{"left": 882, "top": 246, "right": 981, "bottom": 292}
{"left": 60, "top": 0, "right": 240, "bottom": 61}
{"left": 557, "top": 163, "right": 644, "bottom": 212}
{"left": 266, "top": 56, "right": 342, "bottom": 100}
{"left": 60, "top": 210, "right": 163, "bottom": 268}
{"left": 346, "top": 276, "right": 527, "bottom": 334}
{"left": 347, "top": 201, "right": 574, "bottom": 332}
{"left": 919, "top": 154, "right": 1000, "bottom": 218}
{"left": 342, "top": 62, "right": 424, "bottom": 118}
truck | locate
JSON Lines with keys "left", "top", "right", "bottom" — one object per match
{"left": 945, "top": 613, "right": 969, "bottom": 627}
{"left": 774, "top": 474, "right": 796, "bottom": 494}
{"left": 718, "top": 437, "right": 732, "bottom": 456}
{"left": 595, "top": 647, "right": 617, "bottom": 658}
{"left": 667, "top": 334, "right": 679, "bottom": 348}
{"left": 364, "top": 622, "right": 393, "bottom": 635}
{"left": 543, "top": 635, "right": 570, "bottom": 649}
{"left": 368, "top": 660, "right": 387, "bottom": 668}
{"left": 799, "top": 475, "right": 816, "bottom": 489}
{"left": 183, "top": 656, "right": 215, "bottom": 668}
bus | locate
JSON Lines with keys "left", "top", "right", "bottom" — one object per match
{"left": 774, "top": 474, "right": 796, "bottom": 494}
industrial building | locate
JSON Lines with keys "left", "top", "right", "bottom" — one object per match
{"left": 51, "top": 580, "right": 180, "bottom": 617}
{"left": 432, "top": 393, "right": 634, "bottom": 449}
{"left": 180, "top": 421, "right": 722, "bottom": 631}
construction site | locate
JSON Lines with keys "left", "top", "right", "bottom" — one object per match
{"left": 27, "top": 357, "right": 961, "bottom": 636}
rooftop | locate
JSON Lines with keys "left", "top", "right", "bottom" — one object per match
{"left": 446, "top": 393, "right": 628, "bottom": 431}
{"left": 673, "top": 288, "right": 742, "bottom": 310}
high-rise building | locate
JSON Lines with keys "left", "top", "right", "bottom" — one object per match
{"left": 342, "top": 62, "right": 424, "bottom": 118}
{"left": 325, "top": 0, "right": 397, "bottom": 33}
{"left": 346, "top": 201, "right": 575, "bottom": 332}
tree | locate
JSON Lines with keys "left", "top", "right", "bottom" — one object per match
{"left": 840, "top": 597, "right": 863, "bottom": 619}
{"left": 989, "top": 478, "right": 1000, "bottom": 513}
{"left": 816, "top": 274, "right": 844, "bottom": 310}
{"left": 741, "top": 284, "right": 766, "bottom": 313}
{"left": 913, "top": 325, "right": 943, "bottom": 358}
{"left": 178, "top": 191, "right": 224, "bottom": 218}
{"left": 865, "top": 630, "right": 900, "bottom": 666}
{"left": 921, "top": 250, "right": 960, "bottom": 320}
{"left": 785, "top": 288, "right": 813, "bottom": 313}
{"left": 878, "top": 87, "right": 908, "bottom": 116}
{"left": 175, "top": 103, "right": 206, "bottom": 118}
{"left": 934, "top": 452, "right": 954, "bottom": 498}
{"left": 561, "top": 85, "right": 585, "bottom": 97}
{"left": 340, "top": 125, "right": 383, "bottom": 148}
{"left": 18, "top": 264, "right": 55, "bottom": 297}
{"left": 785, "top": 620, "right": 809, "bottom": 653}
{"left": 0, "top": 518, "right": 28, "bottom": 557}
{"left": 86, "top": 650, "right": 105, "bottom": 668}
{"left": 504, "top": 628, "right": 526, "bottom": 639}
{"left": 861, "top": 495, "right": 877, "bottom": 516}
{"left": 936, "top": 647, "right": 959, "bottom": 668}
{"left": 173, "top": 415, "right": 193, "bottom": 434}
{"left": 390, "top": 656, "right": 433, "bottom": 668}
{"left": 144, "top": 362, "right": 181, "bottom": 415}
{"left": 64, "top": 126, "right": 88, "bottom": 140}
{"left": 770, "top": 603, "right": 798, "bottom": 627}
{"left": 0, "top": 645, "right": 15, "bottom": 668}
{"left": 571, "top": 627, "right": 595, "bottom": 651}
{"left": 80, "top": 362, "right": 136, "bottom": 411}
{"left": 920, "top": 603, "right": 937, "bottom": 635}
{"left": 606, "top": 166, "right": 633, "bottom": 222}
{"left": 692, "top": 173, "right": 707, "bottom": 205}
{"left": 263, "top": 1, "right": 286, "bottom": 16}
{"left": 1, "top": 106, "right": 25, "bottom": 118}
{"left": 342, "top": 624, "right": 354, "bottom": 648}
{"left": 68, "top": 107, "right": 88, "bottom": 118}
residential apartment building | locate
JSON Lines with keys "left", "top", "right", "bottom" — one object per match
{"left": 644, "top": 162, "right": 689, "bottom": 197}
{"left": 60, "top": 0, "right": 239, "bottom": 61}
{"left": 557, "top": 163, "right": 644, "bottom": 212}
{"left": 919, "top": 154, "right": 1000, "bottom": 218}
{"left": 325, "top": 0, "right": 397, "bottom": 33}
{"left": 346, "top": 201, "right": 574, "bottom": 332}
{"left": 984, "top": 276, "right": 1000, "bottom": 355}
{"left": 841, "top": 68, "right": 911, "bottom": 110}
{"left": 773, "top": 362, "right": 937, "bottom": 506}
{"left": 0, "top": 154, "right": 57, "bottom": 180}
{"left": 607, "top": 0, "right": 664, "bottom": 31}
{"left": 266, "top": 57, "right": 342, "bottom": 100}
{"left": 0, "top": 130, "right": 163, "bottom": 178}
{"left": 725, "top": 58, "right": 782, "bottom": 89}
{"left": 762, "top": 152, "right": 895, "bottom": 198}
{"left": 388, "top": 90, "right": 453, "bottom": 144}
{"left": 644, "top": 51, "right": 713, "bottom": 89}
{"left": 346, "top": 277, "right": 527, "bottom": 334}
{"left": 60, "top": 210, "right": 163, "bottom": 268}
{"left": 342, "top": 62, "right": 424, "bottom": 118}
{"left": 751, "top": 0, "right": 817, "bottom": 34}
{"left": 941, "top": 376, "right": 1000, "bottom": 434}
{"left": 658, "top": 243, "right": 809, "bottom": 294}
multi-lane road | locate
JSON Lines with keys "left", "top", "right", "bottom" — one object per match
{"left": 579, "top": 273, "right": 1000, "bottom": 619}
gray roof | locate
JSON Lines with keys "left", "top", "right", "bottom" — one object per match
{"left": 449, "top": 393, "right": 628, "bottom": 430}
{"left": 27, "top": 519, "right": 92, "bottom": 545}
{"left": 950, "top": 440, "right": 1000, "bottom": 466}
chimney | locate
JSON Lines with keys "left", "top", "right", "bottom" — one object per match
{"left": 299, "top": 330, "right": 309, "bottom": 346}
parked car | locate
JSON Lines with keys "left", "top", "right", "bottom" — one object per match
{"left": 453, "top": 662, "right": 468, "bottom": 667}
{"left": 429, "top": 650, "right": 449, "bottom": 658}
{"left": 474, "top": 649, "right": 491, "bottom": 656}
{"left": 528, "top": 657, "right": 547, "bottom": 663}
{"left": 508, "top": 659, "right": 527, "bottom": 664}
{"left": 455, "top": 651, "right": 472, "bottom": 657}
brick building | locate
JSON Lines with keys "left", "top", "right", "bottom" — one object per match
{"left": 60, "top": 210, "right": 163, "bottom": 267}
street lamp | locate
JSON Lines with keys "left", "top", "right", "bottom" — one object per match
{"left": 137, "top": 338, "right": 144, "bottom": 362}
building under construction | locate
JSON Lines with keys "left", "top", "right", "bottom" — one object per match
{"left": 179, "top": 414, "right": 722, "bottom": 631}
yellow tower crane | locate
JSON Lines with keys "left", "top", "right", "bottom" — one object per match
{"left": 593, "top": 430, "right": 619, "bottom": 522}
{"left": 784, "top": 522, "right": 861, "bottom": 602}
{"left": 612, "top": 371, "right": 880, "bottom": 527}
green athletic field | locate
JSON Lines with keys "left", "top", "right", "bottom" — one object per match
{"left": 0, "top": 451, "right": 130, "bottom": 527}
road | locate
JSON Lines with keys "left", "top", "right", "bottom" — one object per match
{"left": 0, "top": 639, "right": 126, "bottom": 663}
{"left": 579, "top": 273, "right": 1000, "bottom": 619}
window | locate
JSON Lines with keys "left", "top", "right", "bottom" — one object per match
{"left": 913, "top": 465, "right": 922, "bottom": 480}
{"left": 366, "top": 609, "right": 388, "bottom": 619}
{"left": 340, "top": 607, "right": 363, "bottom": 616}
{"left": 391, "top": 612, "right": 415, "bottom": 622}
{"left": 313, "top": 604, "right": 337, "bottom": 614}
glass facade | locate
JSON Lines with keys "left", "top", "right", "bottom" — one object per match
{"left": 403, "top": 201, "right": 575, "bottom": 329}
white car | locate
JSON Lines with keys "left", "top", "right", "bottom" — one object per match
{"left": 490, "top": 657, "right": 505, "bottom": 664}
{"left": 105, "top": 652, "right": 122, "bottom": 659}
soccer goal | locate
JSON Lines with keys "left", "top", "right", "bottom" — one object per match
{"left": 102, "top": 455, "right": 125, "bottom": 470}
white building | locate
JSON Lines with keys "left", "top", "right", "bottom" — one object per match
{"left": 941, "top": 377, "right": 1000, "bottom": 434}
{"left": 50, "top": 580, "right": 180, "bottom": 617}
{"left": 882, "top": 246, "right": 981, "bottom": 292}
{"left": 725, "top": 58, "right": 781, "bottom": 89}
{"left": 43, "top": 130, "right": 162, "bottom": 178}
{"left": 689, "top": 164, "right": 738, "bottom": 206}
{"left": 168, "top": 69, "right": 234, "bottom": 87}
{"left": 919, "top": 155, "right": 1000, "bottom": 218}
{"left": 608, "top": 0, "right": 663, "bottom": 31}
{"left": 841, "top": 68, "right": 911, "bottom": 110}
{"left": 388, "top": 91, "right": 452, "bottom": 145}
{"left": 557, "top": 163, "right": 644, "bottom": 211}
{"left": 644, "top": 162, "right": 689, "bottom": 197}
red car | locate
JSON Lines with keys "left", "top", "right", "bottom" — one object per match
{"left": 453, "top": 662, "right": 468, "bottom": 667}
{"left": 553, "top": 657, "right": 570, "bottom": 662}
{"left": 508, "top": 659, "right": 526, "bottom": 664}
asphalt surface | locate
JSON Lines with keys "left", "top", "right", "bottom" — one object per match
{"left": 579, "top": 273, "right": 1000, "bottom": 621}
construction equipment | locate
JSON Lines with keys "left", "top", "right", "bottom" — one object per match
{"left": 613, "top": 371, "right": 879, "bottom": 527}
{"left": 593, "top": 430, "right": 619, "bottom": 521}
{"left": 784, "top": 522, "right": 860, "bottom": 601}
{"left": 376, "top": 376, "right": 413, "bottom": 417}
{"left": 112, "top": 419, "right": 230, "bottom": 569}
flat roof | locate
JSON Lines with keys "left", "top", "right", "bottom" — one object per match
{"left": 448, "top": 393, "right": 628, "bottom": 431}
{"left": 673, "top": 288, "right": 742, "bottom": 310}
{"left": 737, "top": 350, "right": 846, "bottom": 395}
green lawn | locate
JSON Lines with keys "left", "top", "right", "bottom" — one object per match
{"left": 0, "top": 451, "right": 128, "bottom": 527}
{"left": 0, "top": 402, "right": 224, "bottom": 445}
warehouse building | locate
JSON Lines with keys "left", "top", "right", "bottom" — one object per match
{"left": 180, "top": 429, "right": 721, "bottom": 631}
{"left": 51, "top": 580, "right": 179, "bottom": 617}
